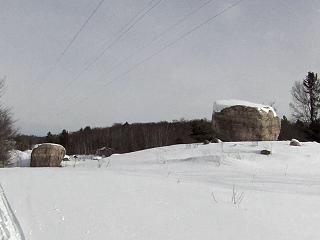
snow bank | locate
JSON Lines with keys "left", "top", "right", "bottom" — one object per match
{"left": 9, "top": 150, "right": 31, "bottom": 167}
{"left": 213, "top": 99, "right": 277, "bottom": 117}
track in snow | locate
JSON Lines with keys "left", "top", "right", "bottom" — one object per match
{"left": 0, "top": 185, "right": 25, "bottom": 240}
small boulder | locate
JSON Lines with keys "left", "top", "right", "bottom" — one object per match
{"left": 95, "top": 147, "right": 114, "bottom": 157}
{"left": 31, "top": 143, "right": 66, "bottom": 167}
{"left": 203, "top": 140, "right": 210, "bottom": 145}
{"left": 290, "top": 139, "right": 302, "bottom": 146}
{"left": 212, "top": 138, "right": 222, "bottom": 143}
{"left": 260, "top": 149, "right": 271, "bottom": 155}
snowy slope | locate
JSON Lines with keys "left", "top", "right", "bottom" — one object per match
{"left": 1, "top": 141, "right": 320, "bottom": 240}
{"left": 0, "top": 185, "right": 25, "bottom": 240}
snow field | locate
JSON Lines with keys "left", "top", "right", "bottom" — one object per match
{"left": 2, "top": 141, "right": 320, "bottom": 239}
{"left": 0, "top": 185, "right": 25, "bottom": 240}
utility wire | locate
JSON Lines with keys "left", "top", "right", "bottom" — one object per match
{"left": 61, "top": 0, "right": 164, "bottom": 90}
{"left": 56, "top": 0, "right": 106, "bottom": 62}
{"left": 59, "top": 0, "right": 245, "bottom": 113}
{"left": 58, "top": 0, "right": 217, "bottom": 104}
{"left": 31, "top": 0, "right": 106, "bottom": 89}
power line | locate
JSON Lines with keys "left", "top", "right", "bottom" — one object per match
{"left": 61, "top": 0, "right": 164, "bottom": 90}
{"left": 21, "top": 0, "right": 163, "bottom": 119}
{"left": 31, "top": 0, "right": 106, "bottom": 89}
{"left": 59, "top": 0, "right": 245, "bottom": 113}
{"left": 56, "top": 0, "right": 107, "bottom": 62}
{"left": 61, "top": 0, "right": 217, "bottom": 100}
{"left": 55, "top": 0, "right": 164, "bottom": 104}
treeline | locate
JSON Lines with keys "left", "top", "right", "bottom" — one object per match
{"left": 14, "top": 71, "right": 320, "bottom": 155}
{"left": 15, "top": 116, "right": 320, "bottom": 155}
{"left": 15, "top": 119, "right": 214, "bottom": 154}
{"left": 278, "top": 117, "right": 314, "bottom": 141}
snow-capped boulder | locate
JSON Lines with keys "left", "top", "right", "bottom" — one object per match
{"left": 212, "top": 138, "right": 222, "bottom": 143}
{"left": 212, "top": 100, "right": 281, "bottom": 141}
{"left": 95, "top": 147, "right": 114, "bottom": 157}
{"left": 290, "top": 139, "right": 302, "bottom": 146}
{"left": 31, "top": 143, "right": 66, "bottom": 167}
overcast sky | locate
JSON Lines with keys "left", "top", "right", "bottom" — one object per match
{"left": 1, "top": 0, "right": 320, "bottom": 135}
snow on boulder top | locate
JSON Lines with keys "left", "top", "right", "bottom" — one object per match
{"left": 34, "top": 143, "right": 65, "bottom": 149}
{"left": 213, "top": 99, "right": 277, "bottom": 117}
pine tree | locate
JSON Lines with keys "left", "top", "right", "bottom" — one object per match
{"left": 46, "top": 132, "right": 55, "bottom": 143}
{"left": 59, "top": 129, "right": 69, "bottom": 149}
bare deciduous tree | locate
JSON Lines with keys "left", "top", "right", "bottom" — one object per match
{"left": 0, "top": 79, "right": 15, "bottom": 167}
{"left": 290, "top": 72, "right": 320, "bottom": 124}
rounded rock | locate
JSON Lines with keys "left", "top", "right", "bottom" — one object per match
{"left": 31, "top": 143, "right": 66, "bottom": 167}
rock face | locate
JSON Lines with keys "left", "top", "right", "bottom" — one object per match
{"left": 212, "top": 104, "right": 281, "bottom": 141}
{"left": 31, "top": 143, "right": 66, "bottom": 167}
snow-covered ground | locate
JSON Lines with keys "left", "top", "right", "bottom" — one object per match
{"left": 0, "top": 185, "right": 24, "bottom": 240}
{"left": 2, "top": 141, "right": 320, "bottom": 239}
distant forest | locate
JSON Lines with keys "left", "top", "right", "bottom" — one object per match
{"left": 14, "top": 116, "right": 316, "bottom": 155}
{"left": 14, "top": 119, "right": 214, "bottom": 155}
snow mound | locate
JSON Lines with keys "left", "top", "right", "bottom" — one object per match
{"left": 213, "top": 99, "right": 277, "bottom": 117}
{"left": 9, "top": 150, "right": 31, "bottom": 167}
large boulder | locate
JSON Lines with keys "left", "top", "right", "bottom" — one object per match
{"left": 212, "top": 100, "right": 281, "bottom": 141}
{"left": 31, "top": 143, "right": 66, "bottom": 167}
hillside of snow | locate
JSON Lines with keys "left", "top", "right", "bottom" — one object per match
{"left": 1, "top": 141, "right": 320, "bottom": 240}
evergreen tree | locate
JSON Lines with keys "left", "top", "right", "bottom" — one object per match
{"left": 46, "top": 132, "right": 55, "bottom": 143}
{"left": 190, "top": 119, "right": 214, "bottom": 142}
{"left": 59, "top": 129, "right": 69, "bottom": 149}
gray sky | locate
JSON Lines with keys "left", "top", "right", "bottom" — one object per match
{"left": 1, "top": 0, "right": 320, "bottom": 135}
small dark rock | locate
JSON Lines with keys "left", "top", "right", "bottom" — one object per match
{"left": 260, "top": 150, "right": 271, "bottom": 155}
{"left": 203, "top": 140, "right": 210, "bottom": 145}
